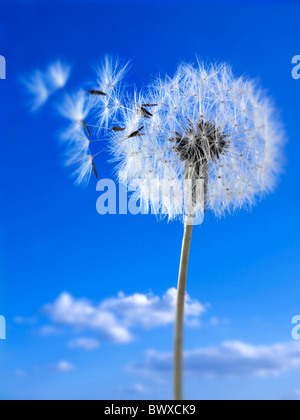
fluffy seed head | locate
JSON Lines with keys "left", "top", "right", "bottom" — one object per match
{"left": 59, "top": 59, "right": 285, "bottom": 223}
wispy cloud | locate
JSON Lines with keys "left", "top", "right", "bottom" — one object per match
{"left": 23, "top": 60, "right": 71, "bottom": 110}
{"left": 129, "top": 341, "right": 300, "bottom": 379}
{"left": 48, "top": 360, "right": 75, "bottom": 373}
{"left": 41, "top": 288, "right": 206, "bottom": 344}
{"left": 68, "top": 337, "right": 101, "bottom": 351}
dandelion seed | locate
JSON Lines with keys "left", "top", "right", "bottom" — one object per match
{"left": 128, "top": 126, "right": 145, "bottom": 138}
{"left": 81, "top": 120, "right": 91, "bottom": 137}
{"left": 88, "top": 90, "right": 107, "bottom": 96}
{"left": 23, "top": 70, "right": 50, "bottom": 111}
{"left": 23, "top": 61, "right": 71, "bottom": 111}
{"left": 47, "top": 61, "right": 71, "bottom": 89}
{"left": 111, "top": 127, "right": 125, "bottom": 132}
{"left": 91, "top": 159, "right": 98, "bottom": 178}
{"left": 140, "top": 107, "right": 153, "bottom": 119}
{"left": 59, "top": 91, "right": 92, "bottom": 141}
{"left": 69, "top": 153, "right": 94, "bottom": 187}
{"left": 95, "top": 56, "right": 130, "bottom": 95}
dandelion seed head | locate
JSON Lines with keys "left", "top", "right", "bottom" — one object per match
{"left": 111, "top": 62, "right": 285, "bottom": 221}
{"left": 60, "top": 59, "right": 285, "bottom": 223}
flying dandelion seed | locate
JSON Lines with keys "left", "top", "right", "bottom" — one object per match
{"left": 47, "top": 60, "right": 71, "bottom": 90}
{"left": 24, "top": 61, "right": 71, "bottom": 110}
{"left": 58, "top": 58, "right": 285, "bottom": 400}
{"left": 59, "top": 91, "right": 92, "bottom": 141}
{"left": 23, "top": 70, "right": 50, "bottom": 111}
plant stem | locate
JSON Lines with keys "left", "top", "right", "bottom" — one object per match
{"left": 174, "top": 218, "right": 194, "bottom": 400}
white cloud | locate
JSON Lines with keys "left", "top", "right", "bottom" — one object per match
{"left": 129, "top": 341, "right": 300, "bottom": 379}
{"left": 68, "top": 337, "right": 100, "bottom": 351}
{"left": 101, "top": 288, "right": 205, "bottom": 329}
{"left": 48, "top": 361, "right": 75, "bottom": 373}
{"left": 42, "top": 288, "right": 205, "bottom": 344}
{"left": 42, "top": 293, "right": 133, "bottom": 344}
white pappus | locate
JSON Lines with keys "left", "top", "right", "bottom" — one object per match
{"left": 24, "top": 60, "right": 71, "bottom": 111}
{"left": 59, "top": 58, "right": 285, "bottom": 223}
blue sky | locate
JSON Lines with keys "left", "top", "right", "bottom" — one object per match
{"left": 0, "top": 0, "right": 300, "bottom": 400}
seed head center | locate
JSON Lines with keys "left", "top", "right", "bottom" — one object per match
{"left": 171, "top": 118, "right": 227, "bottom": 165}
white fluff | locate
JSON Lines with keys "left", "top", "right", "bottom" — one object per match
{"left": 60, "top": 59, "right": 285, "bottom": 222}
{"left": 24, "top": 61, "right": 71, "bottom": 110}
{"left": 24, "top": 70, "right": 50, "bottom": 111}
{"left": 47, "top": 60, "right": 71, "bottom": 89}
